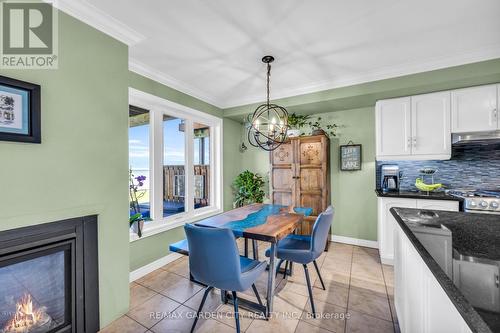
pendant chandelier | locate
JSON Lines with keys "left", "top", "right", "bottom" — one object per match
{"left": 247, "top": 56, "right": 288, "bottom": 151}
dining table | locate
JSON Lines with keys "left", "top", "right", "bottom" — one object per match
{"left": 194, "top": 203, "right": 312, "bottom": 317}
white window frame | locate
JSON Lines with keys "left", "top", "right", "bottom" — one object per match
{"left": 129, "top": 88, "right": 223, "bottom": 241}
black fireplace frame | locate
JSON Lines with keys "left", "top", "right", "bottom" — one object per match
{"left": 0, "top": 215, "right": 99, "bottom": 333}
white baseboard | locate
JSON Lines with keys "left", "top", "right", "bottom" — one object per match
{"left": 130, "top": 252, "right": 183, "bottom": 282}
{"left": 381, "top": 257, "right": 394, "bottom": 266}
{"left": 331, "top": 235, "right": 379, "bottom": 249}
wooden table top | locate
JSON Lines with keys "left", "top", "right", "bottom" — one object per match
{"left": 195, "top": 204, "right": 303, "bottom": 243}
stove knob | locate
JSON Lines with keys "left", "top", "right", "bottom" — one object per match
{"left": 479, "top": 201, "right": 488, "bottom": 208}
{"left": 490, "top": 201, "right": 499, "bottom": 209}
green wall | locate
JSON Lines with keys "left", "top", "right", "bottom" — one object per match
{"left": 0, "top": 13, "right": 129, "bottom": 327}
{"left": 237, "top": 108, "right": 377, "bottom": 241}
{"left": 326, "top": 108, "right": 376, "bottom": 241}
{"left": 129, "top": 71, "right": 222, "bottom": 118}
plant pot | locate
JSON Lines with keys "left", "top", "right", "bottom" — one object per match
{"left": 287, "top": 129, "right": 301, "bottom": 137}
{"left": 312, "top": 128, "right": 326, "bottom": 136}
{"left": 132, "top": 220, "right": 144, "bottom": 237}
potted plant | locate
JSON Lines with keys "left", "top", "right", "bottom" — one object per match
{"left": 129, "top": 170, "right": 147, "bottom": 237}
{"left": 232, "top": 170, "right": 266, "bottom": 208}
{"left": 287, "top": 113, "right": 310, "bottom": 137}
{"left": 308, "top": 116, "right": 338, "bottom": 137}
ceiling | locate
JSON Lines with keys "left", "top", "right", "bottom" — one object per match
{"left": 71, "top": 0, "right": 500, "bottom": 109}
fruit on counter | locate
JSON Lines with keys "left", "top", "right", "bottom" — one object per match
{"left": 415, "top": 178, "right": 443, "bottom": 192}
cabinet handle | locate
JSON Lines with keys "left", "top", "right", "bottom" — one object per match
{"left": 493, "top": 108, "right": 498, "bottom": 120}
{"left": 407, "top": 137, "right": 411, "bottom": 148}
{"left": 413, "top": 137, "right": 417, "bottom": 147}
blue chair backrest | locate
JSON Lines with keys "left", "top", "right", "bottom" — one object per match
{"left": 311, "top": 206, "right": 334, "bottom": 258}
{"left": 184, "top": 223, "right": 241, "bottom": 288}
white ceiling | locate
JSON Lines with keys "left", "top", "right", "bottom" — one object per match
{"left": 68, "top": 0, "right": 500, "bottom": 108}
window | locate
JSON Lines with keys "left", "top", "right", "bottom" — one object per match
{"left": 129, "top": 106, "right": 151, "bottom": 220}
{"left": 129, "top": 88, "right": 223, "bottom": 240}
{"left": 163, "top": 116, "right": 186, "bottom": 217}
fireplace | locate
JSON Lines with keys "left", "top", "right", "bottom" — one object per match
{"left": 0, "top": 216, "right": 99, "bottom": 333}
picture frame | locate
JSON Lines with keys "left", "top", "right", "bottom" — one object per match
{"left": 0, "top": 75, "right": 41, "bottom": 143}
{"left": 340, "top": 143, "right": 362, "bottom": 171}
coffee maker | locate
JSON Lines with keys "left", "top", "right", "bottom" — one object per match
{"left": 380, "top": 164, "right": 400, "bottom": 193}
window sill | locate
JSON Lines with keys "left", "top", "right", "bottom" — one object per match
{"left": 129, "top": 207, "right": 223, "bottom": 242}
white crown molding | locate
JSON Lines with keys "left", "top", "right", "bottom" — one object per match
{"left": 220, "top": 44, "right": 500, "bottom": 109}
{"left": 129, "top": 58, "right": 223, "bottom": 108}
{"left": 48, "top": 0, "right": 145, "bottom": 46}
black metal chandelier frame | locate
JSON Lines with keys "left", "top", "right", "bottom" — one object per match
{"left": 247, "top": 56, "right": 289, "bottom": 151}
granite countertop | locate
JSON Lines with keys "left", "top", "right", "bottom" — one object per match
{"left": 391, "top": 207, "right": 500, "bottom": 333}
{"left": 375, "top": 189, "right": 463, "bottom": 201}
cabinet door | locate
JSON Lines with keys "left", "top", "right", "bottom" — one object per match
{"left": 297, "top": 136, "right": 328, "bottom": 216}
{"left": 451, "top": 84, "right": 497, "bottom": 133}
{"left": 411, "top": 91, "right": 451, "bottom": 158}
{"left": 270, "top": 142, "right": 295, "bottom": 206}
{"left": 416, "top": 199, "right": 458, "bottom": 211}
{"left": 378, "top": 198, "right": 416, "bottom": 265}
{"left": 376, "top": 97, "right": 412, "bottom": 158}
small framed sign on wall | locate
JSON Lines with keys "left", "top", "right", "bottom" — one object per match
{"left": 340, "top": 141, "right": 362, "bottom": 171}
{"left": 0, "top": 75, "right": 41, "bottom": 143}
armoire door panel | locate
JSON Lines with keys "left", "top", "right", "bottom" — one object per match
{"left": 270, "top": 134, "right": 330, "bottom": 241}
{"left": 273, "top": 168, "right": 293, "bottom": 190}
{"left": 300, "top": 193, "right": 323, "bottom": 216}
{"left": 273, "top": 192, "right": 293, "bottom": 206}
{"left": 300, "top": 168, "right": 324, "bottom": 191}
{"left": 299, "top": 141, "right": 323, "bottom": 165}
{"left": 271, "top": 143, "right": 293, "bottom": 165}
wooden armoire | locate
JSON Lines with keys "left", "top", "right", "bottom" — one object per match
{"left": 270, "top": 134, "right": 331, "bottom": 235}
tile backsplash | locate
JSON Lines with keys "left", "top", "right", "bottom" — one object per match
{"left": 376, "top": 143, "right": 500, "bottom": 191}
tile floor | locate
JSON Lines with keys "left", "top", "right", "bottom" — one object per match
{"left": 100, "top": 241, "right": 398, "bottom": 333}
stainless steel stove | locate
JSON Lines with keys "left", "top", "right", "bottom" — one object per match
{"left": 447, "top": 189, "right": 500, "bottom": 214}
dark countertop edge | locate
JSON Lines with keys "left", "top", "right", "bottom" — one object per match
{"left": 375, "top": 189, "right": 463, "bottom": 201}
{"left": 389, "top": 207, "right": 492, "bottom": 333}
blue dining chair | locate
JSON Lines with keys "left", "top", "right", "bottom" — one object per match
{"left": 265, "top": 206, "right": 334, "bottom": 316}
{"left": 184, "top": 224, "right": 267, "bottom": 333}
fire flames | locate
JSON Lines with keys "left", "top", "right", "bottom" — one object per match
{"left": 3, "top": 294, "right": 48, "bottom": 333}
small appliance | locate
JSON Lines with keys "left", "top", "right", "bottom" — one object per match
{"left": 380, "top": 164, "right": 400, "bottom": 193}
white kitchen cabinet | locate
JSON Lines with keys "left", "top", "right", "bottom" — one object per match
{"left": 378, "top": 197, "right": 458, "bottom": 265}
{"left": 411, "top": 91, "right": 451, "bottom": 157}
{"left": 394, "top": 220, "right": 473, "bottom": 333}
{"left": 451, "top": 84, "right": 498, "bottom": 133}
{"left": 376, "top": 92, "right": 451, "bottom": 160}
{"left": 375, "top": 97, "right": 411, "bottom": 158}
{"left": 378, "top": 197, "right": 415, "bottom": 265}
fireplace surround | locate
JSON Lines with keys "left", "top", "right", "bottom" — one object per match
{"left": 0, "top": 216, "right": 99, "bottom": 333}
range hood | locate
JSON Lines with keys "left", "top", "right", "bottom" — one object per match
{"left": 452, "top": 130, "right": 500, "bottom": 145}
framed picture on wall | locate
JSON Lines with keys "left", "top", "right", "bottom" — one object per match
{"left": 340, "top": 142, "right": 362, "bottom": 171}
{"left": 0, "top": 75, "right": 41, "bottom": 143}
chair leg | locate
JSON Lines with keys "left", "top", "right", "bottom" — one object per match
{"left": 191, "top": 286, "right": 213, "bottom": 333}
{"left": 275, "top": 259, "right": 284, "bottom": 277}
{"left": 244, "top": 238, "right": 248, "bottom": 257}
{"left": 251, "top": 283, "right": 263, "bottom": 306}
{"left": 252, "top": 240, "right": 259, "bottom": 260}
{"left": 283, "top": 260, "right": 289, "bottom": 279}
{"left": 232, "top": 291, "right": 241, "bottom": 333}
{"left": 313, "top": 260, "right": 326, "bottom": 290}
{"left": 303, "top": 264, "right": 316, "bottom": 317}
